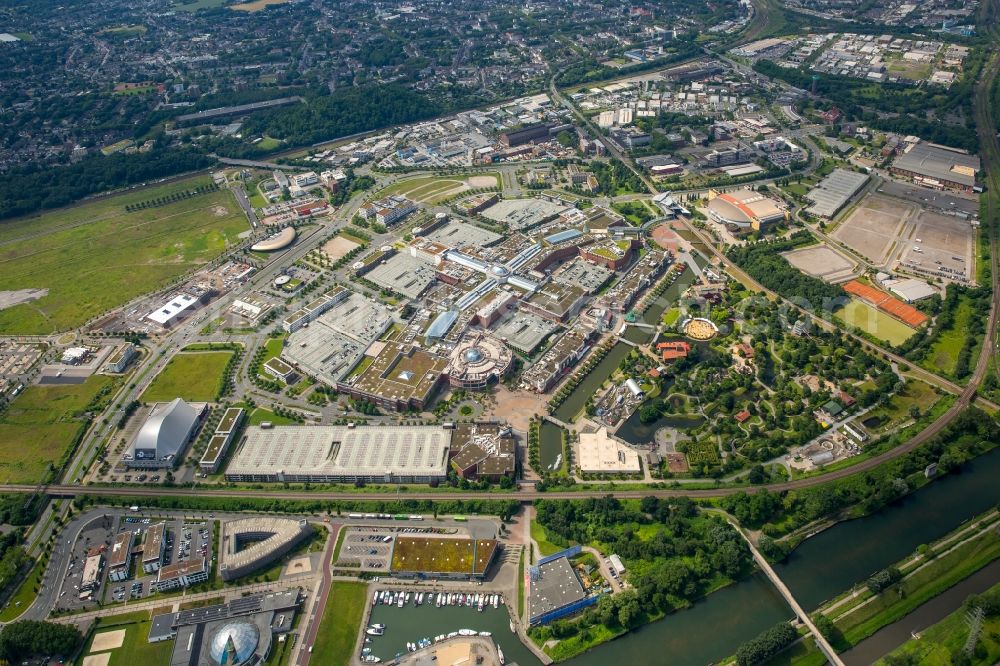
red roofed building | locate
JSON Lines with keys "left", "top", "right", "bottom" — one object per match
{"left": 657, "top": 340, "right": 691, "bottom": 361}
{"left": 735, "top": 409, "right": 751, "bottom": 423}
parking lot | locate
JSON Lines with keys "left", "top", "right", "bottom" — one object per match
{"left": 334, "top": 525, "right": 459, "bottom": 572}
{"left": 832, "top": 194, "right": 916, "bottom": 265}
{"left": 55, "top": 514, "right": 215, "bottom": 613}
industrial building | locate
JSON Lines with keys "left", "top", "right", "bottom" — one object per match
{"left": 706, "top": 189, "right": 787, "bottom": 231}
{"left": 225, "top": 425, "right": 452, "bottom": 484}
{"left": 281, "top": 285, "right": 348, "bottom": 333}
{"left": 529, "top": 549, "right": 595, "bottom": 625}
{"left": 447, "top": 332, "right": 513, "bottom": 389}
{"left": 390, "top": 535, "right": 499, "bottom": 579}
{"left": 125, "top": 399, "right": 205, "bottom": 469}
{"left": 578, "top": 427, "right": 641, "bottom": 474}
{"left": 219, "top": 518, "right": 313, "bottom": 581}
{"left": 891, "top": 140, "right": 980, "bottom": 192}
{"left": 491, "top": 310, "right": 559, "bottom": 354}
{"left": 501, "top": 123, "right": 552, "bottom": 147}
{"left": 149, "top": 590, "right": 300, "bottom": 666}
{"left": 805, "top": 168, "right": 870, "bottom": 218}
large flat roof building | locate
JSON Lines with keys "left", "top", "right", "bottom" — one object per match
{"left": 805, "top": 168, "right": 870, "bottom": 218}
{"left": 578, "top": 427, "right": 641, "bottom": 474}
{"left": 226, "top": 425, "right": 452, "bottom": 484}
{"left": 891, "top": 141, "right": 980, "bottom": 192}
{"left": 339, "top": 341, "right": 447, "bottom": 411}
{"left": 529, "top": 556, "right": 588, "bottom": 625}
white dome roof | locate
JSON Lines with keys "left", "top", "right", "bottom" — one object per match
{"left": 209, "top": 621, "right": 259, "bottom": 665}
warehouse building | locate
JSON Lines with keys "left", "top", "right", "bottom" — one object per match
{"left": 805, "top": 168, "right": 870, "bottom": 218}
{"left": 891, "top": 141, "right": 980, "bottom": 192}
{"left": 108, "top": 530, "right": 134, "bottom": 582}
{"left": 529, "top": 549, "right": 595, "bottom": 625}
{"left": 226, "top": 425, "right": 452, "bottom": 484}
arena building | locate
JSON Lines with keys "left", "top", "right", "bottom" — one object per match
{"left": 219, "top": 518, "right": 313, "bottom": 581}
{"left": 125, "top": 399, "right": 205, "bottom": 469}
{"left": 447, "top": 332, "right": 513, "bottom": 389}
{"left": 706, "top": 188, "right": 787, "bottom": 231}
{"left": 225, "top": 425, "right": 452, "bottom": 484}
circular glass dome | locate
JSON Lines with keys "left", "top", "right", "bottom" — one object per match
{"left": 491, "top": 265, "right": 510, "bottom": 277}
{"left": 209, "top": 621, "right": 260, "bottom": 666}
{"left": 463, "top": 347, "right": 484, "bottom": 363}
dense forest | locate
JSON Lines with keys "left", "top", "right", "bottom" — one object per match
{"left": 753, "top": 59, "right": 979, "bottom": 152}
{"left": 0, "top": 148, "right": 214, "bottom": 221}
{"left": 0, "top": 620, "right": 82, "bottom": 662}
{"left": 726, "top": 232, "right": 845, "bottom": 311}
{"left": 223, "top": 84, "right": 445, "bottom": 157}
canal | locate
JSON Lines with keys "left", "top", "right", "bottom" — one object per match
{"left": 569, "top": 573, "right": 792, "bottom": 666}
{"left": 548, "top": 447, "right": 1000, "bottom": 664}
{"left": 640, "top": 265, "right": 698, "bottom": 325}
{"left": 552, "top": 342, "right": 632, "bottom": 423}
{"left": 367, "top": 600, "right": 543, "bottom": 665}
{"left": 774, "top": 445, "right": 1000, "bottom": 611}
{"left": 539, "top": 420, "right": 566, "bottom": 472}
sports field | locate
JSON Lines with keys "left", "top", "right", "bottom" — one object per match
{"left": 0, "top": 374, "right": 117, "bottom": 484}
{"left": 141, "top": 351, "right": 234, "bottom": 403}
{"left": 834, "top": 298, "right": 917, "bottom": 346}
{"left": 76, "top": 611, "right": 172, "bottom": 666}
{"left": 0, "top": 176, "right": 248, "bottom": 335}
{"left": 375, "top": 173, "right": 499, "bottom": 205}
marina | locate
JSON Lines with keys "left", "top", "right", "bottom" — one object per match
{"left": 363, "top": 590, "right": 537, "bottom": 665}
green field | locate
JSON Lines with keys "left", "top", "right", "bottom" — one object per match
{"left": 0, "top": 558, "right": 43, "bottom": 621}
{"left": 247, "top": 407, "right": 299, "bottom": 426}
{"left": 141, "top": 351, "right": 233, "bottom": 403}
{"left": 924, "top": 297, "right": 975, "bottom": 375}
{"left": 0, "top": 176, "right": 248, "bottom": 334}
{"left": 312, "top": 581, "right": 368, "bottom": 666}
{"left": 835, "top": 298, "right": 917, "bottom": 347}
{"left": 530, "top": 518, "right": 563, "bottom": 558}
{"left": 373, "top": 173, "right": 499, "bottom": 204}
{"left": 0, "top": 374, "right": 116, "bottom": 484}
{"left": 75, "top": 611, "right": 172, "bottom": 666}
{"left": 863, "top": 379, "right": 940, "bottom": 435}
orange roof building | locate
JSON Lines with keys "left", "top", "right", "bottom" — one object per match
{"left": 657, "top": 340, "right": 691, "bottom": 361}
